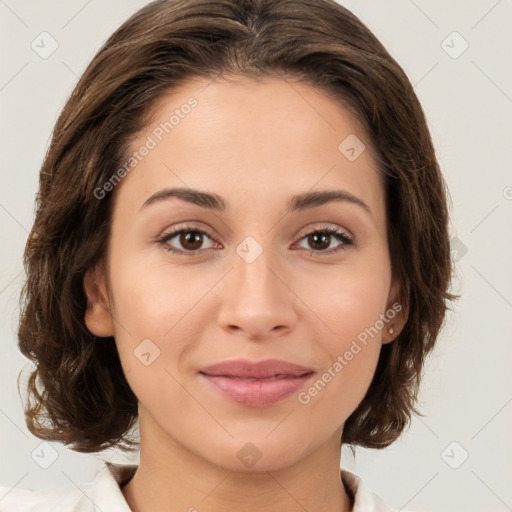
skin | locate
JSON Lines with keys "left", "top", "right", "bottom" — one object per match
{"left": 84, "top": 74, "right": 407, "bottom": 512}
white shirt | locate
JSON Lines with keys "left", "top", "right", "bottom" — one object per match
{"left": 0, "top": 462, "right": 397, "bottom": 511}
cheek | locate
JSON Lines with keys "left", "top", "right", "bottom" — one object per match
{"left": 106, "top": 256, "right": 202, "bottom": 409}
{"left": 294, "top": 256, "right": 390, "bottom": 406}
{"left": 106, "top": 252, "right": 224, "bottom": 391}
{"left": 297, "top": 343, "right": 380, "bottom": 436}
{"left": 297, "top": 252, "right": 391, "bottom": 343}
{"left": 296, "top": 276, "right": 386, "bottom": 420}
{"left": 108, "top": 252, "right": 212, "bottom": 339}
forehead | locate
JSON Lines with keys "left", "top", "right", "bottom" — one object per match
{"left": 112, "top": 75, "right": 385, "bottom": 223}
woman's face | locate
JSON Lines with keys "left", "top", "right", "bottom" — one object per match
{"left": 85, "top": 75, "right": 405, "bottom": 471}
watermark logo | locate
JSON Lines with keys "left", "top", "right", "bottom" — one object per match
{"left": 450, "top": 236, "right": 468, "bottom": 263}
{"left": 31, "top": 31, "right": 59, "bottom": 59}
{"left": 134, "top": 338, "right": 161, "bottom": 366}
{"left": 236, "top": 236, "right": 264, "bottom": 264}
{"left": 338, "top": 134, "right": 366, "bottom": 161}
{"left": 441, "top": 441, "right": 469, "bottom": 469}
{"left": 237, "top": 442, "right": 262, "bottom": 468}
{"left": 31, "top": 441, "right": 59, "bottom": 469}
{"left": 441, "top": 31, "right": 469, "bottom": 59}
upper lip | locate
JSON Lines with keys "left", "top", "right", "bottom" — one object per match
{"left": 199, "top": 358, "right": 314, "bottom": 379}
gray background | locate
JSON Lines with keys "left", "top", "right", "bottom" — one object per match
{"left": 1, "top": 1, "right": 511, "bottom": 510}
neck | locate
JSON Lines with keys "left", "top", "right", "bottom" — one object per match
{"left": 121, "top": 412, "right": 353, "bottom": 512}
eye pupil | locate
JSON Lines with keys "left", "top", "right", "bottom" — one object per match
{"left": 309, "top": 232, "right": 330, "bottom": 251}
{"left": 181, "top": 231, "right": 203, "bottom": 250}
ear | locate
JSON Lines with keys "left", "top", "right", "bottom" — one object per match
{"left": 381, "top": 276, "right": 409, "bottom": 345}
{"left": 83, "top": 261, "right": 115, "bottom": 337}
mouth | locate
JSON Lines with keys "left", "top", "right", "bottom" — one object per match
{"left": 200, "top": 374, "right": 312, "bottom": 381}
{"left": 198, "top": 358, "right": 315, "bottom": 407}
{"left": 199, "top": 358, "right": 314, "bottom": 379}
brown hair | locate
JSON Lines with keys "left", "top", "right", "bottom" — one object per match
{"left": 17, "top": 0, "right": 459, "bottom": 453}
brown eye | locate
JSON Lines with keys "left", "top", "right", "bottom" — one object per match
{"left": 159, "top": 227, "right": 217, "bottom": 256}
{"left": 177, "top": 231, "right": 204, "bottom": 251}
{"left": 307, "top": 232, "right": 331, "bottom": 251}
{"left": 296, "top": 228, "right": 353, "bottom": 254}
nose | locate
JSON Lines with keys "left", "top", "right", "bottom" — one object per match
{"left": 216, "top": 245, "right": 298, "bottom": 341}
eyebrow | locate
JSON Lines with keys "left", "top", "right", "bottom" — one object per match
{"left": 140, "top": 187, "right": 371, "bottom": 216}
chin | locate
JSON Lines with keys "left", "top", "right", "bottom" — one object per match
{"left": 201, "top": 435, "right": 311, "bottom": 473}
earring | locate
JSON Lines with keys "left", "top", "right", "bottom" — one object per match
{"left": 388, "top": 327, "right": 395, "bottom": 334}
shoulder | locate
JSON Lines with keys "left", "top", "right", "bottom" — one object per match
{"left": 341, "top": 469, "right": 399, "bottom": 512}
{"left": 0, "top": 462, "right": 137, "bottom": 512}
{"left": 0, "top": 483, "right": 93, "bottom": 511}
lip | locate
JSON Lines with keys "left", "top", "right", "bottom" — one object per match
{"left": 199, "top": 358, "right": 314, "bottom": 407}
{"left": 199, "top": 358, "right": 314, "bottom": 378}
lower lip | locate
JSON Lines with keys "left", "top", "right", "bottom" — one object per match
{"left": 200, "top": 373, "right": 314, "bottom": 407}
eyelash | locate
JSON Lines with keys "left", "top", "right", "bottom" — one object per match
{"left": 156, "top": 224, "right": 354, "bottom": 257}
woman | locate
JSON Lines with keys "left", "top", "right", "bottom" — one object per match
{"left": 0, "top": 0, "right": 458, "bottom": 510}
